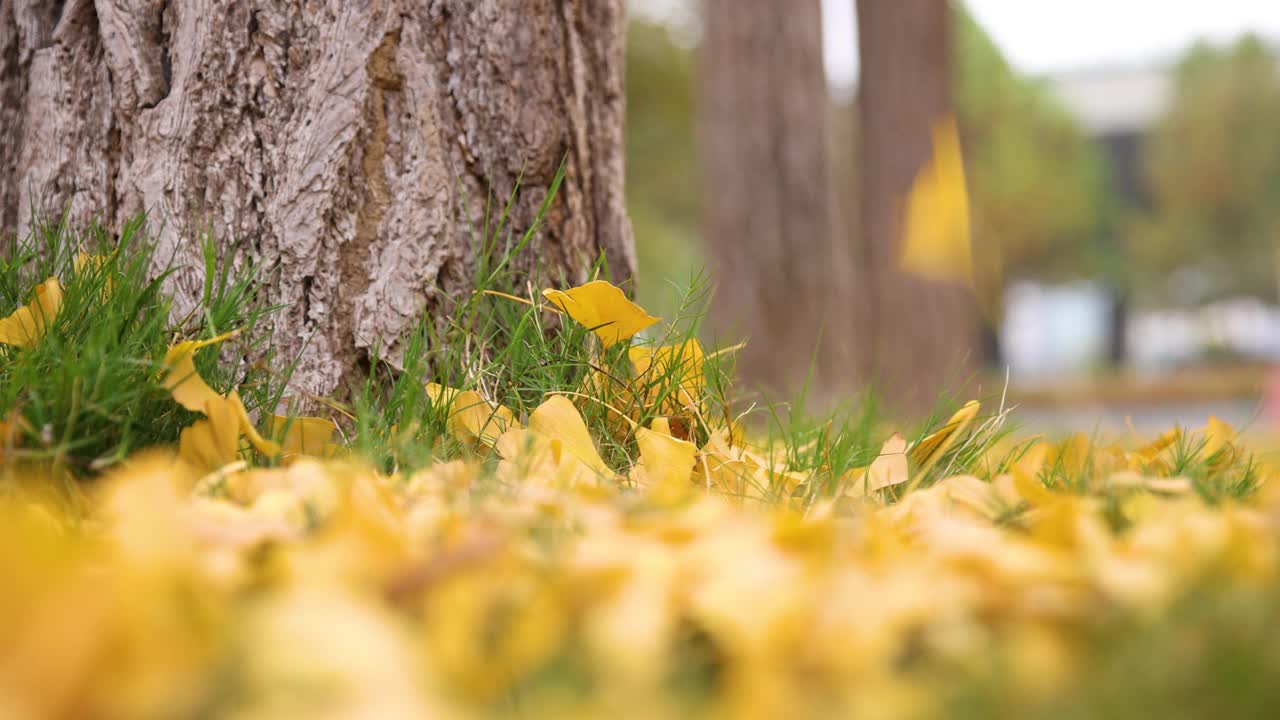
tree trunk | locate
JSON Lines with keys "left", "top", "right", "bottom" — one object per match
{"left": 856, "top": 0, "right": 979, "bottom": 412}
{"left": 1106, "top": 286, "right": 1129, "bottom": 366}
{"left": 0, "top": 0, "right": 635, "bottom": 396}
{"left": 699, "top": 0, "right": 853, "bottom": 399}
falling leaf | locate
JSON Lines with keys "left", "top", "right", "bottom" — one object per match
{"left": 542, "top": 281, "right": 659, "bottom": 347}
{"left": 899, "top": 114, "right": 973, "bottom": 286}
{"left": 0, "top": 277, "right": 63, "bottom": 348}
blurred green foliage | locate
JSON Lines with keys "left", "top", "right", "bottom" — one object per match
{"left": 953, "top": 7, "right": 1116, "bottom": 299}
{"left": 625, "top": 20, "right": 703, "bottom": 320}
{"left": 1131, "top": 36, "right": 1280, "bottom": 305}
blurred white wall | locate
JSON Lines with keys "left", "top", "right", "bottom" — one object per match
{"left": 1002, "top": 281, "right": 1110, "bottom": 379}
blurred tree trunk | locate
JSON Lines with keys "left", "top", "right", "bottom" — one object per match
{"left": 700, "top": 0, "right": 853, "bottom": 399}
{"left": 0, "top": 0, "right": 634, "bottom": 396}
{"left": 1107, "top": 289, "right": 1129, "bottom": 365}
{"left": 856, "top": 0, "right": 980, "bottom": 412}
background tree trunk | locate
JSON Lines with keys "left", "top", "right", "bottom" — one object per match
{"left": 856, "top": 0, "right": 979, "bottom": 412}
{"left": 699, "top": 0, "right": 853, "bottom": 400}
{"left": 0, "top": 0, "right": 635, "bottom": 396}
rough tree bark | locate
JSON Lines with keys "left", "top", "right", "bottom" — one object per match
{"left": 856, "top": 0, "right": 979, "bottom": 412}
{"left": 699, "top": 0, "right": 853, "bottom": 398}
{"left": 0, "top": 0, "right": 635, "bottom": 395}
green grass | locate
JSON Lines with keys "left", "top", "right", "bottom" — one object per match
{"left": 0, "top": 214, "right": 282, "bottom": 477}
{"left": 2, "top": 180, "right": 1245, "bottom": 515}
{"left": 0, "top": 201, "right": 901, "bottom": 503}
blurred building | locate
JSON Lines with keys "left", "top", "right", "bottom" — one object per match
{"left": 1050, "top": 66, "right": 1172, "bottom": 208}
{"left": 1003, "top": 62, "right": 1280, "bottom": 378}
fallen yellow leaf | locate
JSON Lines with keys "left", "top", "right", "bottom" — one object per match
{"left": 909, "top": 400, "right": 980, "bottom": 472}
{"left": 0, "top": 277, "right": 63, "bottom": 348}
{"left": 635, "top": 417, "right": 698, "bottom": 499}
{"left": 162, "top": 331, "right": 240, "bottom": 413}
{"left": 268, "top": 413, "right": 341, "bottom": 458}
{"left": 528, "top": 395, "right": 612, "bottom": 476}
{"left": 844, "top": 433, "right": 909, "bottom": 497}
{"left": 427, "top": 383, "right": 516, "bottom": 447}
{"left": 542, "top": 281, "right": 659, "bottom": 347}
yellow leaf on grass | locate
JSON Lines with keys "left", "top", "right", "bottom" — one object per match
{"left": 0, "top": 277, "right": 63, "bottom": 348}
{"left": 179, "top": 397, "right": 241, "bottom": 471}
{"left": 428, "top": 383, "right": 516, "bottom": 447}
{"left": 629, "top": 339, "right": 705, "bottom": 407}
{"left": 178, "top": 393, "right": 281, "bottom": 471}
{"left": 1015, "top": 441, "right": 1052, "bottom": 478}
{"left": 635, "top": 418, "right": 698, "bottom": 497}
{"left": 528, "top": 395, "right": 611, "bottom": 476}
{"left": 899, "top": 114, "right": 973, "bottom": 286}
{"left": 844, "top": 433, "right": 909, "bottom": 497}
{"left": 268, "top": 413, "right": 341, "bottom": 458}
{"left": 1055, "top": 433, "right": 1092, "bottom": 478}
{"left": 165, "top": 333, "right": 281, "bottom": 466}
{"left": 228, "top": 391, "right": 282, "bottom": 458}
{"left": 542, "top": 281, "right": 659, "bottom": 347}
{"left": 1202, "top": 416, "right": 1238, "bottom": 468}
{"left": 909, "top": 400, "right": 980, "bottom": 471}
{"left": 162, "top": 331, "right": 239, "bottom": 412}
{"left": 1127, "top": 428, "right": 1179, "bottom": 475}
{"left": 74, "top": 253, "right": 115, "bottom": 295}
{"left": 1012, "top": 466, "right": 1054, "bottom": 507}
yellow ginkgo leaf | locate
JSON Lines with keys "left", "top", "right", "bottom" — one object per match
{"left": 428, "top": 383, "right": 517, "bottom": 447}
{"left": 1011, "top": 466, "right": 1054, "bottom": 507}
{"left": 528, "top": 395, "right": 612, "bottom": 476}
{"left": 1055, "top": 433, "right": 1092, "bottom": 479}
{"left": 909, "top": 400, "right": 980, "bottom": 471}
{"left": 164, "top": 332, "right": 281, "bottom": 464}
{"left": 0, "top": 277, "right": 63, "bottom": 348}
{"left": 74, "top": 252, "right": 115, "bottom": 295}
{"left": 635, "top": 419, "right": 698, "bottom": 497}
{"left": 267, "top": 413, "right": 341, "bottom": 458}
{"left": 845, "top": 433, "right": 909, "bottom": 498}
{"left": 179, "top": 396, "right": 242, "bottom": 472}
{"left": 542, "top": 281, "right": 659, "bottom": 347}
{"left": 227, "top": 391, "right": 282, "bottom": 458}
{"left": 629, "top": 339, "right": 705, "bottom": 409}
{"left": 1015, "top": 441, "right": 1052, "bottom": 478}
{"left": 1201, "top": 416, "right": 1237, "bottom": 468}
{"left": 162, "top": 331, "right": 239, "bottom": 412}
{"left": 899, "top": 113, "right": 973, "bottom": 286}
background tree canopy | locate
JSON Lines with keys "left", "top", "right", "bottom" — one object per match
{"left": 1131, "top": 35, "right": 1280, "bottom": 306}
{"left": 953, "top": 7, "right": 1115, "bottom": 295}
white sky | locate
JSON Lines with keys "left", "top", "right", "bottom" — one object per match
{"left": 822, "top": 0, "right": 1280, "bottom": 91}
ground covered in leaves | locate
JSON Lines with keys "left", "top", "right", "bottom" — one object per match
{"left": 4, "top": 224, "right": 1280, "bottom": 719}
